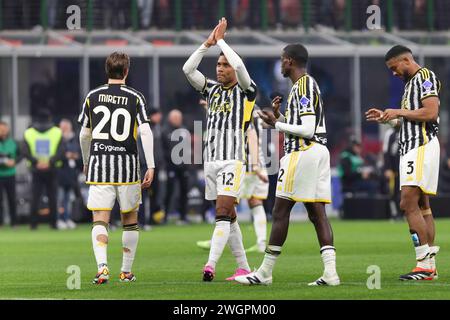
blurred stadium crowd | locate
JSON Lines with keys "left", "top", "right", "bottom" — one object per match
{"left": 1, "top": 0, "right": 449, "bottom": 31}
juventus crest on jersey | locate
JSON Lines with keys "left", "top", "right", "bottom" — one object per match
{"left": 399, "top": 67, "right": 440, "bottom": 156}
{"left": 284, "top": 73, "right": 327, "bottom": 154}
{"left": 201, "top": 79, "right": 257, "bottom": 162}
{"left": 78, "top": 84, "right": 149, "bottom": 184}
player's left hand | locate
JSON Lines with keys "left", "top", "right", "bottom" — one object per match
{"left": 215, "top": 17, "right": 227, "bottom": 41}
{"left": 258, "top": 110, "right": 277, "bottom": 128}
{"left": 141, "top": 168, "right": 154, "bottom": 189}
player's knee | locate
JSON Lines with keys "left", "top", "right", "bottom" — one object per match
{"left": 308, "top": 211, "right": 318, "bottom": 224}
{"left": 216, "top": 206, "right": 233, "bottom": 217}
{"left": 399, "top": 198, "right": 413, "bottom": 213}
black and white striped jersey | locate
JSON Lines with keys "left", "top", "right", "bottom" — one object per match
{"left": 201, "top": 79, "right": 257, "bottom": 162}
{"left": 245, "top": 107, "right": 267, "bottom": 172}
{"left": 284, "top": 74, "right": 327, "bottom": 154}
{"left": 399, "top": 68, "right": 440, "bottom": 156}
{"left": 77, "top": 83, "right": 149, "bottom": 184}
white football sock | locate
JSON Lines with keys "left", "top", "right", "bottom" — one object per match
{"left": 92, "top": 222, "right": 108, "bottom": 271}
{"left": 429, "top": 246, "right": 439, "bottom": 271}
{"left": 257, "top": 245, "right": 282, "bottom": 278}
{"left": 320, "top": 246, "right": 337, "bottom": 275}
{"left": 251, "top": 205, "right": 267, "bottom": 249}
{"left": 415, "top": 244, "right": 431, "bottom": 269}
{"left": 228, "top": 220, "right": 250, "bottom": 271}
{"left": 207, "top": 220, "right": 231, "bottom": 269}
{"left": 121, "top": 224, "right": 139, "bottom": 273}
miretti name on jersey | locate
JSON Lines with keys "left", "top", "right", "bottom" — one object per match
{"left": 201, "top": 79, "right": 257, "bottom": 162}
{"left": 78, "top": 84, "right": 149, "bottom": 184}
{"left": 284, "top": 74, "right": 327, "bottom": 154}
{"left": 399, "top": 67, "right": 440, "bottom": 156}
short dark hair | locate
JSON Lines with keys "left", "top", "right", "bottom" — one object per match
{"left": 385, "top": 45, "right": 412, "bottom": 62}
{"left": 105, "top": 52, "right": 130, "bottom": 79}
{"left": 283, "top": 43, "right": 308, "bottom": 67}
{"left": 219, "top": 51, "right": 242, "bottom": 59}
{"left": 0, "top": 120, "right": 8, "bottom": 127}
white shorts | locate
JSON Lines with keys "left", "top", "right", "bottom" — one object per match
{"left": 276, "top": 143, "right": 331, "bottom": 203}
{"left": 204, "top": 160, "right": 245, "bottom": 201}
{"left": 87, "top": 183, "right": 142, "bottom": 213}
{"left": 240, "top": 172, "right": 269, "bottom": 200}
{"left": 399, "top": 137, "right": 440, "bottom": 195}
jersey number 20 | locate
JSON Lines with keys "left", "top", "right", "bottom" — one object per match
{"left": 92, "top": 105, "right": 131, "bottom": 142}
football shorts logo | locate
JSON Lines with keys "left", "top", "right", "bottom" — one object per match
{"left": 299, "top": 96, "right": 310, "bottom": 107}
{"left": 422, "top": 80, "right": 433, "bottom": 92}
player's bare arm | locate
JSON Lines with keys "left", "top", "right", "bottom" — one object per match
{"left": 394, "top": 97, "right": 439, "bottom": 122}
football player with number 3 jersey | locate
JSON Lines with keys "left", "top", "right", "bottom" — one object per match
{"left": 366, "top": 45, "right": 441, "bottom": 281}
{"left": 78, "top": 52, "right": 155, "bottom": 285}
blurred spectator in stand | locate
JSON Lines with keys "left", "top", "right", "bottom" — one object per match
{"left": 147, "top": 108, "right": 165, "bottom": 225}
{"left": 383, "top": 127, "right": 401, "bottom": 219}
{"left": 317, "top": 0, "right": 345, "bottom": 30}
{"left": 393, "top": 0, "right": 414, "bottom": 30}
{"left": 0, "top": 121, "right": 19, "bottom": 227}
{"left": 47, "top": 0, "right": 59, "bottom": 29}
{"left": 137, "top": 107, "right": 165, "bottom": 230}
{"left": 280, "top": 0, "right": 302, "bottom": 29}
{"left": 23, "top": 109, "right": 64, "bottom": 230}
{"left": 413, "top": 0, "right": 427, "bottom": 30}
{"left": 337, "top": 138, "right": 378, "bottom": 195}
{"left": 162, "top": 109, "right": 190, "bottom": 225}
{"left": 138, "top": 0, "right": 155, "bottom": 29}
{"left": 101, "top": 0, "right": 129, "bottom": 29}
{"left": 153, "top": 0, "right": 173, "bottom": 29}
{"left": 57, "top": 119, "right": 82, "bottom": 230}
{"left": 434, "top": 0, "right": 450, "bottom": 30}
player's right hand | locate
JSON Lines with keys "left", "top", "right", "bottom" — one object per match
{"left": 83, "top": 165, "right": 88, "bottom": 176}
{"left": 255, "top": 167, "right": 269, "bottom": 183}
{"left": 205, "top": 25, "right": 219, "bottom": 47}
{"left": 141, "top": 168, "right": 154, "bottom": 189}
{"left": 365, "top": 108, "right": 384, "bottom": 122}
{"left": 272, "top": 96, "right": 282, "bottom": 119}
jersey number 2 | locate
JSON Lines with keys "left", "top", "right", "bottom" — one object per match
{"left": 92, "top": 105, "right": 131, "bottom": 142}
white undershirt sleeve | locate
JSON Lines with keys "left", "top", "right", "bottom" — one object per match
{"left": 79, "top": 126, "right": 92, "bottom": 166}
{"left": 182, "top": 44, "right": 209, "bottom": 92}
{"left": 274, "top": 115, "right": 316, "bottom": 139}
{"left": 139, "top": 122, "right": 155, "bottom": 169}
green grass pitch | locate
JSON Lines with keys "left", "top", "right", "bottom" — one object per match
{"left": 0, "top": 219, "right": 449, "bottom": 300}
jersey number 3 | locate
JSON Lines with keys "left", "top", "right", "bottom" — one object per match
{"left": 92, "top": 105, "right": 131, "bottom": 142}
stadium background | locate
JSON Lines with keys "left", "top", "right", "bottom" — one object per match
{"left": 1, "top": 0, "right": 450, "bottom": 223}
{"left": 0, "top": 0, "right": 450, "bottom": 301}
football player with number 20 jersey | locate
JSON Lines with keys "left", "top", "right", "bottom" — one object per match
{"left": 78, "top": 52, "right": 155, "bottom": 285}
